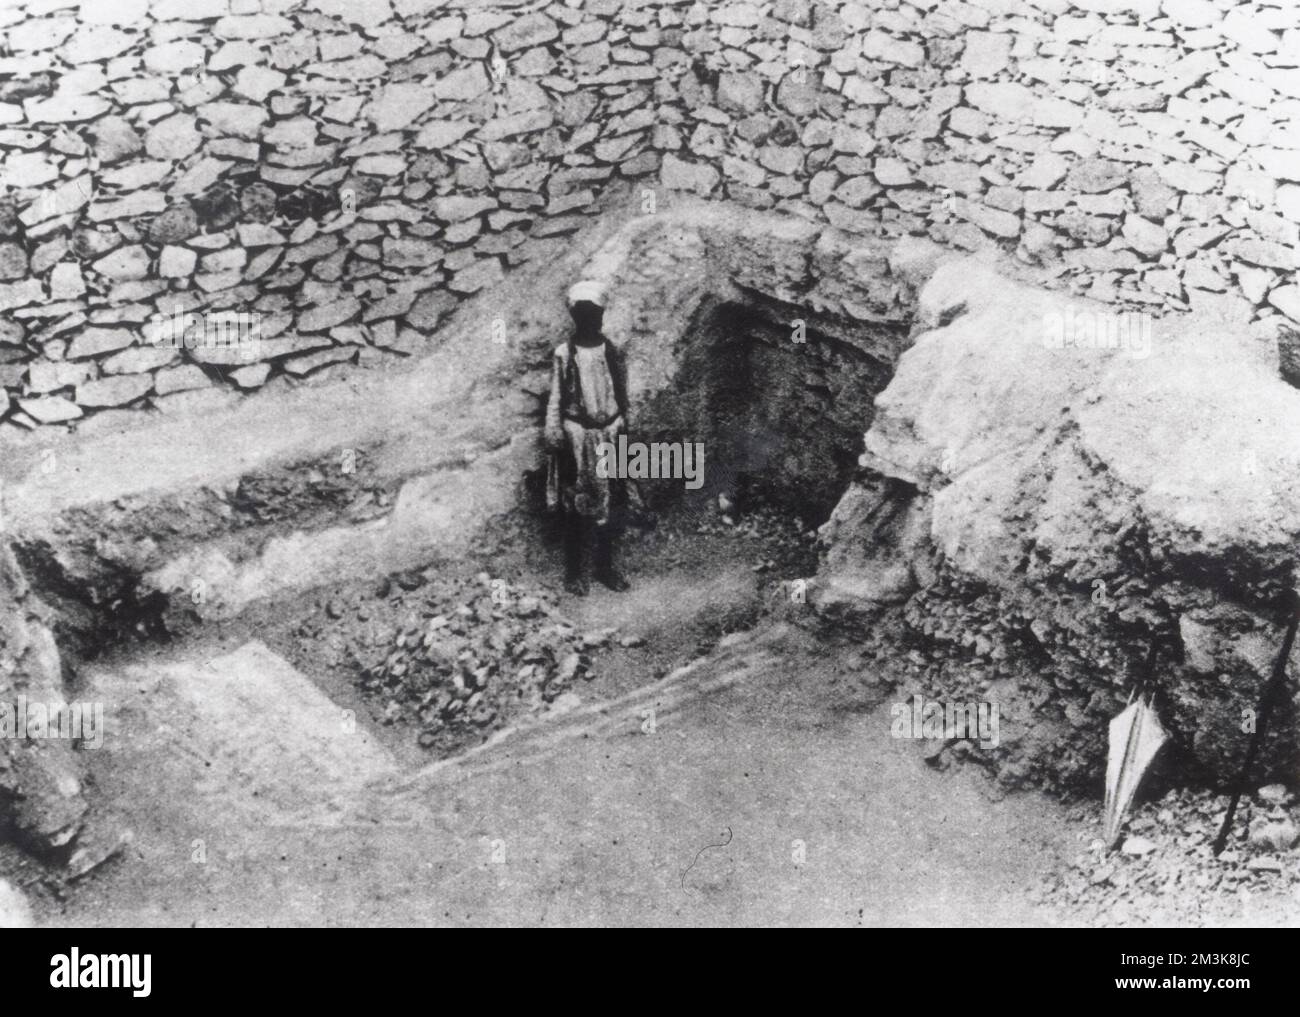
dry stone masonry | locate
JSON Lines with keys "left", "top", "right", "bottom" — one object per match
{"left": 1, "top": 0, "right": 1299, "bottom": 429}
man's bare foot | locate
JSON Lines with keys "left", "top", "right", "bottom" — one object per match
{"left": 595, "top": 569, "right": 630, "bottom": 592}
{"left": 564, "top": 575, "right": 589, "bottom": 596}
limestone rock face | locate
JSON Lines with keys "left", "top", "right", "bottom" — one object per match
{"left": 818, "top": 258, "right": 1300, "bottom": 788}
{"left": 0, "top": 879, "right": 33, "bottom": 928}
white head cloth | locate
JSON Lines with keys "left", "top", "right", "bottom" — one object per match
{"left": 567, "top": 280, "right": 606, "bottom": 307}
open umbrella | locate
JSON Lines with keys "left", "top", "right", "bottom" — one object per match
{"left": 1104, "top": 688, "right": 1170, "bottom": 849}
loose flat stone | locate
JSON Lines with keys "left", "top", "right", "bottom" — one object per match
{"left": 961, "top": 202, "right": 1021, "bottom": 238}
{"left": 365, "top": 83, "right": 436, "bottom": 132}
{"left": 583, "top": 66, "right": 658, "bottom": 85}
{"left": 0, "top": 241, "right": 26, "bottom": 280}
{"left": 235, "top": 66, "right": 287, "bottom": 103}
{"left": 414, "top": 119, "right": 475, "bottom": 149}
{"left": 1232, "top": 237, "right": 1296, "bottom": 270}
{"left": 214, "top": 14, "right": 294, "bottom": 39}
{"left": 361, "top": 289, "right": 417, "bottom": 322}
{"left": 18, "top": 395, "right": 82, "bottom": 423}
{"left": 49, "top": 262, "right": 84, "bottom": 299}
{"left": 0, "top": 128, "right": 46, "bottom": 150}
{"left": 202, "top": 102, "right": 269, "bottom": 139}
{"left": 237, "top": 223, "right": 286, "bottom": 247}
{"left": 433, "top": 196, "right": 495, "bottom": 222}
{"left": 861, "top": 31, "right": 924, "bottom": 67}
{"left": 281, "top": 346, "right": 355, "bottom": 377}
{"left": 1122, "top": 214, "right": 1168, "bottom": 257}
{"left": 23, "top": 94, "right": 109, "bottom": 123}
{"left": 356, "top": 154, "right": 406, "bottom": 176}
{"left": 874, "top": 157, "right": 915, "bottom": 186}
{"left": 27, "top": 360, "right": 94, "bottom": 393}
{"left": 0, "top": 278, "right": 42, "bottom": 311}
{"left": 145, "top": 113, "right": 202, "bottom": 160}
{"left": 101, "top": 345, "right": 178, "bottom": 375}
{"left": 66, "top": 326, "right": 137, "bottom": 359}
{"left": 154, "top": 364, "right": 212, "bottom": 395}
{"left": 76, "top": 374, "right": 153, "bottom": 408}
{"left": 382, "top": 237, "right": 443, "bottom": 268}
{"left": 84, "top": 115, "right": 143, "bottom": 165}
{"left": 100, "top": 160, "right": 169, "bottom": 190}
{"left": 834, "top": 176, "right": 881, "bottom": 208}
{"left": 494, "top": 12, "right": 558, "bottom": 52}
{"left": 479, "top": 108, "right": 554, "bottom": 141}
{"left": 91, "top": 246, "right": 149, "bottom": 281}
{"left": 143, "top": 38, "right": 205, "bottom": 74}
{"left": 831, "top": 124, "right": 877, "bottom": 157}
{"left": 298, "top": 296, "right": 361, "bottom": 332}
{"left": 434, "top": 65, "right": 490, "bottom": 101}
{"left": 448, "top": 257, "right": 504, "bottom": 294}
{"left": 962, "top": 31, "right": 1012, "bottom": 78}
{"left": 159, "top": 246, "right": 198, "bottom": 278}
{"left": 1066, "top": 157, "right": 1128, "bottom": 194}
{"left": 716, "top": 71, "right": 764, "bottom": 115}
{"left": 1157, "top": 161, "right": 1220, "bottom": 193}
{"left": 90, "top": 192, "right": 167, "bottom": 222}
{"left": 230, "top": 362, "right": 271, "bottom": 389}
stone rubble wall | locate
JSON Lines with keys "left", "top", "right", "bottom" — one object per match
{"left": 1, "top": 0, "right": 1298, "bottom": 430}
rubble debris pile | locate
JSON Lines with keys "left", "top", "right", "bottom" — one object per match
{"left": 295, "top": 570, "right": 605, "bottom": 756}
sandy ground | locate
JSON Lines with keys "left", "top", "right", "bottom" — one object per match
{"left": 5, "top": 509, "right": 1297, "bottom": 927}
{"left": 20, "top": 502, "right": 1082, "bottom": 929}
{"left": 47, "top": 621, "right": 1076, "bottom": 927}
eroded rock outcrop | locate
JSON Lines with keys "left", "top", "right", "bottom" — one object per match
{"left": 817, "top": 256, "right": 1300, "bottom": 789}
{"left": 0, "top": 543, "right": 87, "bottom": 857}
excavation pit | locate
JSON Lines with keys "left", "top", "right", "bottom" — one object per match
{"left": 6, "top": 201, "right": 1300, "bottom": 889}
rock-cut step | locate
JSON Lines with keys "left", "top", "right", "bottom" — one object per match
{"left": 87, "top": 641, "right": 399, "bottom": 829}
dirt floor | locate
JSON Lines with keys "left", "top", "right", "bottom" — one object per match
{"left": 4, "top": 500, "right": 1300, "bottom": 927}
{"left": 33, "top": 626, "right": 1080, "bottom": 927}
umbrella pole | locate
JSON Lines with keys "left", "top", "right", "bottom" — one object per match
{"left": 1212, "top": 598, "right": 1300, "bottom": 856}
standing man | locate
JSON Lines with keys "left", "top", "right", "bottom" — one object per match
{"left": 544, "top": 280, "right": 631, "bottom": 595}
